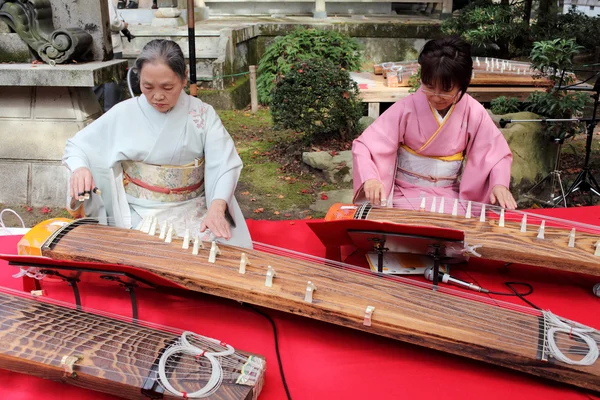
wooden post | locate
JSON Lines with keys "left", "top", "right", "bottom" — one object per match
{"left": 368, "top": 103, "right": 380, "bottom": 119}
{"left": 249, "top": 65, "right": 258, "bottom": 113}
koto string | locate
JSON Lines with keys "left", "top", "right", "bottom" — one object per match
{"left": 46, "top": 221, "right": 545, "bottom": 316}
{"left": 0, "top": 297, "right": 264, "bottom": 397}
{"left": 44, "top": 227, "right": 576, "bottom": 342}
{"left": 47, "top": 225, "right": 595, "bottom": 352}
{"left": 45, "top": 228, "right": 600, "bottom": 359}
{"left": 0, "top": 289, "right": 258, "bottom": 372}
{"left": 0, "top": 303, "right": 252, "bottom": 376}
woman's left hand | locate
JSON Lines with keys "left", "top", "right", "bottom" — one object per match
{"left": 490, "top": 185, "right": 517, "bottom": 210}
{"left": 200, "top": 199, "right": 231, "bottom": 240}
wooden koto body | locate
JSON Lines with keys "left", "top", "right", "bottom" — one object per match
{"left": 323, "top": 202, "right": 600, "bottom": 278}
{"left": 0, "top": 287, "right": 266, "bottom": 399}
{"left": 374, "top": 58, "right": 553, "bottom": 87}
{"left": 4, "top": 218, "right": 600, "bottom": 393}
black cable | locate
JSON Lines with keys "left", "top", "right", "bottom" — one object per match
{"left": 242, "top": 303, "right": 292, "bottom": 400}
{"left": 464, "top": 267, "right": 541, "bottom": 310}
{"left": 486, "top": 282, "right": 541, "bottom": 310}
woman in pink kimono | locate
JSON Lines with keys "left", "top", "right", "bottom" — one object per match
{"left": 353, "top": 36, "right": 517, "bottom": 210}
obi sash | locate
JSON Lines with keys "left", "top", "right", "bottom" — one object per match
{"left": 122, "top": 158, "right": 205, "bottom": 202}
{"left": 395, "top": 145, "right": 463, "bottom": 188}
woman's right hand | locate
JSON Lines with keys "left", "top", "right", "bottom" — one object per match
{"left": 69, "top": 167, "right": 95, "bottom": 199}
{"left": 363, "top": 179, "right": 386, "bottom": 206}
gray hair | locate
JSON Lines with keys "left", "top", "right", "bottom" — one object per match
{"left": 134, "top": 39, "right": 187, "bottom": 80}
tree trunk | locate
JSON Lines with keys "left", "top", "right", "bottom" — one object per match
{"left": 523, "top": 0, "right": 533, "bottom": 24}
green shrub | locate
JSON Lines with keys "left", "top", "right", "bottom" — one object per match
{"left": 257, "top": 27, "right": 362, "bottom": 105}
{"left": 526, "top": 39, "right": 590, "bottom": 139}
{"left": 408, "top": 67, "right": 421, "bottom": 93}
{"left": 490, "top": 96, "right": 522, "bottom": 115}
{"left": 441, "top": 0, "right": 529, "bottom": 58}
{"left": 271, "top": 58, "right": 363, "bottom": 142}
{"left": 529, "top": 38, "right": 582, "bottom": 80}
{"left": 532, "top": 9, "right": 600, "bottom": 51}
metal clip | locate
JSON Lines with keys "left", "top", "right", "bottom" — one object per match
{"left": 159, "top": 220, "right": 168, "bottom": 239}
{"left": 537, "top": 220, "right": 545, "bottom": 240}
{"left": 568, "top": 228, "right": 575, "bottom": 248}
{"left": 430, "top": 197, "right": 436, "bottom": 213}
{"left": 141, "top": 216, "right": 152, "bottom": 233}
{"left": 192, "top": 236, "right": 201, "bottom": 255}
{"left": 304, "top": 281, "right": 317, "bottom": 303}
{"left": 464, "top": 243, "right": 482, "bottom": 258}
{"left": 520, "top": 214, "right": 527, "bottom": 233}
{"left": 239, "top": 253, "right": 250, "bottom": 274}
{"left": 61, "top": 354, "right": 82, "bottom": 377}
{"left": 208, "top": 241, "right": 221, "bottom": 263}
{"left": 465, "top": 201, "right": 472, "bottom": 219}
{"left": 165, "top": 223, "right": 174, "bottom": 243}
{"left": 182, "top": 229, "right": 190, "bottom": 249}
{"left": 149, "top": 217, "right": 158, "bottom": 236}
{"left": 265, "top": 266, "right": 276, "bottom": 287}
{"left": 363, "top": 306, "right": 375, "bottom": 326}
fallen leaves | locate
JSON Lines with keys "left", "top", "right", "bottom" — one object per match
{"left": 320, "top": 194, "right": 329, "bottom": 200}
{"left": 40, "top": 206, "right": 51, "bottom": 214}
{"left": 253, "top": 208, "right": 264, "bottom": 213}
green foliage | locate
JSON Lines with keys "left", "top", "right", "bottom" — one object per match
{"left": 526, "top": 39, "right": 590, "bottom": 139}
{"left": 408, "top": 67, "right": 421, "bottom": 93}
{"left": 490, "top": 96, "right": 522, "bottom": 115}
{"left": 529, "top": 38, "right": 583, "bottom": 81}
{"left": 257, "top": 27, "right": 362, "bottom": 105}
{"left": 526, "top": 91, "right": 590, "bottom": 120}
{"left": 531, "top": 9, "right": 600, "bottom": 51}
{"left": 271, "top": 59, "right": 363, "bottom": 142}
{"left": 441, "top": 0, "right": 529, "bottom": 58}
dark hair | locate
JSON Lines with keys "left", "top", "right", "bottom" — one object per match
{"left": 134, "top": 39, "right": 187, "bottom": 81}
{"left": 418, "top": 36, "right": 472, "bottom": 100}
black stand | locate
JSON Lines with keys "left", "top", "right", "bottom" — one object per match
{"left": 523, "top": 137, "right": 568, "bottom": 207}
{"left": 428, "top": 244, "right": 444, "bottom": 290}
{"left": 368, "top": 238, "right": 389, "bottom": 273}
{"left": 555, "top": 89, "right": 600, "bottom": 204}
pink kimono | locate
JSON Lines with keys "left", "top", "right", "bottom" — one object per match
{"left": 353, "top": 88, "right": 512, "bottom": 207}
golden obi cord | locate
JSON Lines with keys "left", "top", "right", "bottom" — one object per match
{"left": 395, "top": 145, "right": 463, "bottom": 188}
{"left": 122, "top": 159, "right": 205, "bottom": 202}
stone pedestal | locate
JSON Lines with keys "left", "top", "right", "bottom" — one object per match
{"left": 152, "top": 0, "right": 185, "bottom": 27}
{"left": 0, "top": 60, "right": 127, "bottom": 208}
{"left": 314, "top": 0, "right": 327, "bottom": 19}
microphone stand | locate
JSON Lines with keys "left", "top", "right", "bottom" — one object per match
{"left": 556, "top": 86, "right": 600, "bottom": 203}
{"left": 499, "top": 74, "right": 600, "bottom": 206}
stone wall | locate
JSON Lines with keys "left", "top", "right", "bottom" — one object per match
{"left": 0, "top": 86, "right": 102, "bottom": 207}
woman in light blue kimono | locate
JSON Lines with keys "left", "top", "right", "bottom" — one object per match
{"left": 63, "top": 39, "right": 252, "bottom": 248}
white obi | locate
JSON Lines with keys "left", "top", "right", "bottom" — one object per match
{"left": 395, "top": 146, "right": 463, "bottom": 188}
{"left": 122, "top": 159, "right": 212, "bottom": 240}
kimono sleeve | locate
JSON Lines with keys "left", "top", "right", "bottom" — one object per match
{"left": 203, "top": 105, "right": 243, "bottom": 210}
{"left": 352, "top": 100, "right": 406, "bottom": 200}
{"left": 460, "top": 101, "right": 513, "bottom": 203}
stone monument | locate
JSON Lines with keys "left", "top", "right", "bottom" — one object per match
{"left": 0, "top": 0, "right": 127, "bottom": 208}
